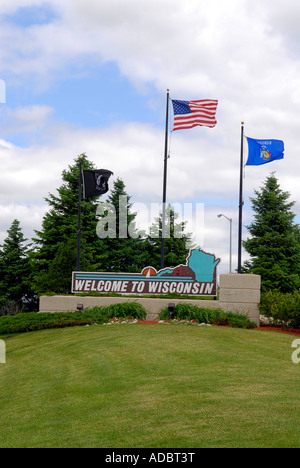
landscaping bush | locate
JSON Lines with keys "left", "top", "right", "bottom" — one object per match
{"left": 0, "top": 311, "right": 103, "bottom": 335}
{"left": 0, "top": 299, "right": 23, "bottom": 316}
{"left": 259, "top": 290, "right": 300, "bottom": 329}
{"left": 0, "top": 302, "right": 147, "bottom": 335}
{"left": 100, "top": 301, "right": 147, "bottom": 320}
{"left": 159, "top": 304, "right": 256, "bottom": 329}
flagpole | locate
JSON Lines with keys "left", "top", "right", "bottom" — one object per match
{"left": 77, "top": 155, "right": 83, "bottom": 271}
{"left": 161, "top": 89, "right": 170, "bottom": 269}
{"left": 238, "top": 121, "right": 244, "bottom": 273}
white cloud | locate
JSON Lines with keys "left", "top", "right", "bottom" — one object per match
{"left": 0, "top": 0, "right": 299, "bottom": 275}
{"left": 0, "top": 115, "right": 297, "bottom": 274}
{"left": 0, "top": 202, "right": 46, "bottom": 245}
{"left": 1, "top": 105, "right": 54, "bottom": 137}
{"left": 0, "top": 0, "right": 294, "bottom": 93}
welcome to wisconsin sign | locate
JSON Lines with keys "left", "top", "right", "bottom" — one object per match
{"left": 72, "top": 248, "right": 220, "bottom": 297}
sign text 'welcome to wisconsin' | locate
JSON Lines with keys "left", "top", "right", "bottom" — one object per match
{"left": 72, "top": 248, "right": 220, "bottom": 297}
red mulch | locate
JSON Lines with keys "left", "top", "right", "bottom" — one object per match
{"left": 137, "top": 320, "right": 160, "bottom": 324}
{"left": 137, "top": 320, "right": 300, "bottom": 336}
{"left": 255, "top": 326, "right": 300, "bottom": 337}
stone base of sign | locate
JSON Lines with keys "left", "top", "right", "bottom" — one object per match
{"left": 219, "top": 273, "right": 261, "bottom": 325}
{"left": 39, "top": 273, "right": 261, "bottom": 326}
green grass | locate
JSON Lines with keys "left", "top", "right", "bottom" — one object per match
{"left": 0, "top": 324, "right": 299, "bottom": 448}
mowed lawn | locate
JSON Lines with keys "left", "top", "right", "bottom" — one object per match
{"left": 0, "top": 323, "right": 299, "bottom": 448}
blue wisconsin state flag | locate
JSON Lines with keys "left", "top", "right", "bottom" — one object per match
{"left": 246, "top": 137, "right": 284, "bottom": 166}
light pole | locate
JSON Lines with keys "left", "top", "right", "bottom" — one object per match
{"left": 218, "top": 214, "right": 232, "bottom": 273}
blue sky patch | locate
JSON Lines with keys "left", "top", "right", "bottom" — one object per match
{"left": 4, "top": 4, "right": 58, "bottom": 28}
{"left": 4, "top": 62, "right": 163, "bottom": 137}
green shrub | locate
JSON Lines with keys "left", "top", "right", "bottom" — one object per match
{"left": 0, "top": 302, "right": 147, "bottom": 335}
{"left": 292, "top": 291, "right": 300, "bottom": 328}
{"left": 227, "top": 314, "right": 256, "bottom": 329}
{"left": 0, "top": 311, "right": 102, "bottom": 335}
{"left": 259, "top": 290, "right": 300, "bottom": 329}
{"left": 0, "top": 299, "right": 24, "bottom": 316}
{"left": 101, "top": 301, "right": 146, "bottom": 320}
{"left": 159, "top": 304, "right": 256, "bottom": 329}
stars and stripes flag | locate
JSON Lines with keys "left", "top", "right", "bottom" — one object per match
{"left": 171, "top": 99, "right": 218, "bottom": 131}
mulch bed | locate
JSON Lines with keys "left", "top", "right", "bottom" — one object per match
{"left": 255, "top": 326, "right": 300, "bottom": 337}
{"left": 137, "top": 320, "right": 160, "bottom": 325}
{"left": 137, "top": 320, "right": 300, "bottom": 337}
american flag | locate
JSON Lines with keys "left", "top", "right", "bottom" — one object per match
{"left": 171, "top": 99, "right": 218, "bottom": 131}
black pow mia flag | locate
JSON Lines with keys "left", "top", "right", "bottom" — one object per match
{"left": 82, "top": 169, "right": 113, "bottom": 198}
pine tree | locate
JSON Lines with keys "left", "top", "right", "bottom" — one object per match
{"left": 31, "top": 156, "right": 195, "bottom": 292}
{"left": 96, "top": 178, "right": 145, "bottom": 272}
{"left": 0, "top": 219, "right": 35, "bottom": 313}
{"left": 243, "top": 173, "right": 300, "bottom": 292}
{"left": 145, "top": 205, "right": 193, "bottom": 270}
{"left": 32, "top": 154, "right": 104, "bottom": 293}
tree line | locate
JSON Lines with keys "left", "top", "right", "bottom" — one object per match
{"left": 0, "top": 154, "right": 192, "bottom": 313}
{"left": 0, "top": 154, "right": 299, "bottom": 315}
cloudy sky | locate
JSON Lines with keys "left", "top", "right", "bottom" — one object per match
{"left": 0, "top": 0, "right": 299, "bottom": 275}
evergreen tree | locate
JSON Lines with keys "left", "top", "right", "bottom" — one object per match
{"left": 31, "top": 155, "right": 195, "bottom": 292}
{"left": 0, "top": 219, "right": 35, "bottom": 313}
{"left": 32, "top": 154, "right": 104, "bottom": 293}
{"left": 243, "top": 173, "right": 300, "bottom": 292}
{"left": 145, "top": 205, "right": 193, "bottom": 270}
{"left": 96, "top": 178, "right": 145, "bottom": 272}
{"left": 44, "top": 239, "right": 83, "bottom": 293}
